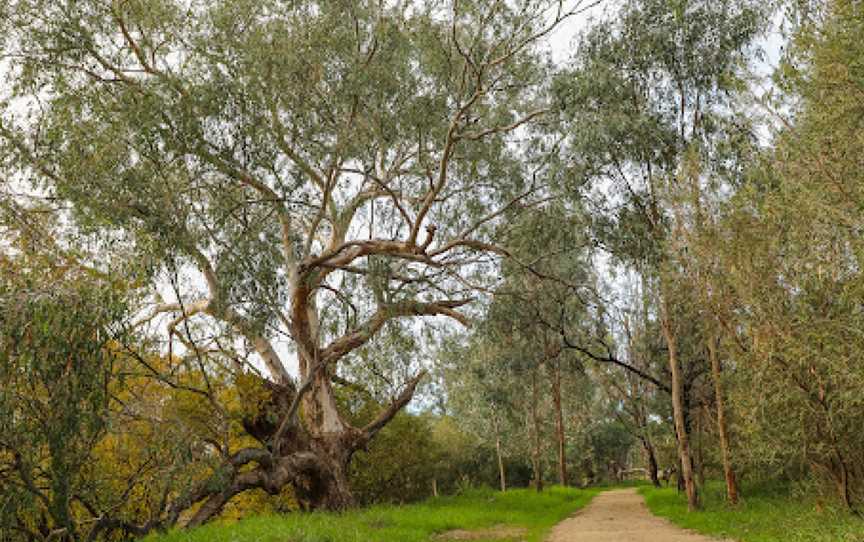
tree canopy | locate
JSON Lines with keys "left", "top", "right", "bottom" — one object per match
{"left": 3, "top": 0, "right": 864, "bottom": 539}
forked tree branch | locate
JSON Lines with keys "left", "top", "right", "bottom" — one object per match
{"left": 362, "top": 370, "right": 428, "bottom": 441}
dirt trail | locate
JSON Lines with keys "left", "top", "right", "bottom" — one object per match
{"left": 547, "top": 488, "right": 732, "bottom": 542}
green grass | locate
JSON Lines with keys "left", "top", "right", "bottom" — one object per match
{"left": 145, "top": 486, "right": 599, "bottom": 542}
{"left": 639, "top": 481, "right": 864, "bottom": 542}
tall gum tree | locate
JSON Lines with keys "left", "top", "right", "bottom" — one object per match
{"left": 0, "top": 0, "right": 591, "bottom": 526}
{"left": 555, "top": 0, "right": 765, "bottom": 510}
{"left": 706, "top": 0, "right": 864, "bottom": 509}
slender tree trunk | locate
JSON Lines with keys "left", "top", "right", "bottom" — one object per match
{"left": 550, "top": 362, "right": 568, "bottom": 486}
{"left": 641, "top": 436, "right": 661, "bottom": 488}
{"left": 810, "top": 369, "right": 857, "bottom": 512}
{"left": 824, "top": 422, "right": 855, "bottom": 511}
{"left": 660, "top": 302, "right": 699, "bottom": 510}
{"left": 530, "top": 370, "right": 544, "bottom": 492}
{"left": 694, "top": 413, "right": 705, "bottom": 488}
{"left": 835, "top": 453, "right": 853, "bottom": 511}
{"left": 495, "top": 435, "right": 507, "bottom": 492}
{"left": 708, "top": 338, "right": 739, "bottom": 504}
{"left": 493, "top": 415, "right": 507, "bottom": 492}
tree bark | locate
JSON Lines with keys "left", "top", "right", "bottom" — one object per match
{"left": 170, "top": 364, "right": 427, "bottom": 530}
{"left": 660, "top": 302, "right": 699, "bottom": 510}
{"left": 641, "top": 436, "right": 661, "bottom": 488}
{"left": 834, "top": 453, "right": 853, "bottom": 511}
{"left": 550, "top": 362, "right": 568, "bottom": 486}
{"left": 293, "top": 452, "right": 355, "bottom": 511}
{"left": 694, "top": 412, "right": 705, "bottom": 489}
{"left": 493, "top": 416, "right": 507, "bottom": 492}
{"left": 708, "top": 337, "right": 739, "bottom": 505}
{"left": 183, "top": 433, "right": 359, "bottom": 528}
{"left": 530, "top": 370, "right": 544, "bottom": 492}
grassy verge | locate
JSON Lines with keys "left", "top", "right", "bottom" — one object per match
{"left": 145, "top": 486, "right": 599, "bottom": 542}
{"left": 639, "top": 481, "right": 864, "bottom": 542}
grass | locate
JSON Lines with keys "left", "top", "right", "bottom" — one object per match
{"left": 144, "top": 486, "right": 599, "bottom": 542}
{"left": 639, "top": 480, "right": 864, "bottom": 542}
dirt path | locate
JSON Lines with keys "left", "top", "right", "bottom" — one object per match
{"left": 547, "top": 488, "right": 731, "bottom": 542}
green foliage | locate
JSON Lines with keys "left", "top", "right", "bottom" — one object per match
{"left": 556, "top": 0, "right": 765, "bottom": 265}
{"left": 699, "top": 0, "right": 864, "bottom": 508}
{"left": 339, "top": 380, "right": 524, "bottom": 504}
{"left": 585, "top": 422, "right": 636, "bottom": 481}
{"left": 144, "top": 487, "right": 599, "bottom": 542}
{"left": 0, "top": 249, "right": 130, "bottom": 538}
{"left": 347, "top": 406, "right": 441, "bottom": 505}
{"left": 0, "top": 0, "right": 554, "bottom": 340}
{"left": 1, "top": 0, "right": 576, "bottom": 529}
{"left": 4, "top": 0, "right": 864, "bottom": 536}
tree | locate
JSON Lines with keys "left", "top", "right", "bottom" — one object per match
{"left": 601, "top": 277, "right": 669, "bottom": 488}
{"left": 555, "top": 0, "right": 765, "bottom": 510}
{"left": 443, "top": 202, "right": 596, "bottom": 491}
{"left": 0, "top": 217, "right": 131, "bottom": 541}
{"left": 0, "top": 0, "right": 593, "bottom": 523}
{"left": 443, "top": 335, "right": 523, "bottom": 493}
{"left": 699, "top": 0, "right": 864, "bottom": 509}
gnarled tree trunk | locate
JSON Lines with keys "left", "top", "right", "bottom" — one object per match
{"left": 175, "top": 359, "right": 427, "bottom": 528}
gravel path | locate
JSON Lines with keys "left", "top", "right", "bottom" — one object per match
{"left": 547, "top": 488, "right": 732, "bottom": 542}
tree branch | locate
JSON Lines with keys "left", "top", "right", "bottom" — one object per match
{"left": 362, "top": 370, "right": 428, "bottom": 441}
{"left": 550, "top": 327, "right": 671, "bottom": 393}
{"left": 320, "top": 298, "right": 471, "bottom": 366}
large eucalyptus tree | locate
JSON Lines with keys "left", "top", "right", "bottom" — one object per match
{"left": 0, "top": 0, "right": 588, "bottom": 525}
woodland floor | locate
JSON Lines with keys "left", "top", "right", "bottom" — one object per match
{"left": 143, "top": 483, "right": 864, "bottom": 542}
{"left": 640, "top": 481, "right": 864, "bottom": 542}
{"left": 144, "top": 487, "right": 598, "bottom": 542}
{"left": 547, "top": 488, "right": 731, "bottom": 542}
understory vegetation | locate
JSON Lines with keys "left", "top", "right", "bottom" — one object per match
{"left": 2, "top": 0, "right": 864, "bottom": 541}
{"left": 144, "top": 487, "right": 597, "bottom": 542}
{"left": 641, "top": 482, "right": 864, "bottom": 542}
